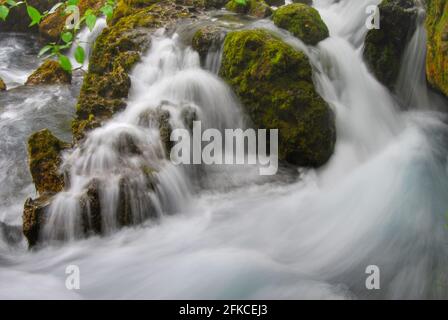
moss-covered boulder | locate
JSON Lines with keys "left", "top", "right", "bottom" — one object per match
{"left": 425, "top": 0, "right": 448, "bottom": 97}
{"left": 25, "top": 60, "right": 72, "bottom": 85}
{"left": 27, "top": 129, "right": 70, "bottom": 195}
{"left": 220, "top": 29, "right": 335, "bottom": 166}
{"left": 73, "top": 0, "right": 192, "bottom": 142}
{"left": 272, "top": 3, "right": 329, "bottom": 45}
{"left": 192, "top": 25, "right": 225, "bottom": 63}
{"left": 363, "top": 0, "right": 417, "bottom": 90}
{"left": 225, "top": 0, "right": 272, "bottom": 18}
{"left": 39, "top": 0, "right": 105, "bottom": 41}
{"left": 0, "top": 77, "right": 6, "bottom": 91}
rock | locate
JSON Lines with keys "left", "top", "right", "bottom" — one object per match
{"left": 39, "top": 0, "right": 105, "bottom": 41}
{"left": 192, "top": 25, "right": 225, "bottom": 64}
{"left": 27, "top": 129, "right": 70, "bottom": 195}
{"left": 25, "top": 60, "right": 72, "bottom": 85}
{"left": 363, "top": 0, "right": 418, "bottom": 90}
{"left": 225, "top": 0, "right": 272, "bottom": 18}
{"left": 219, "top": 29, "right": 336, "bottom": 167}
{"left": 292, "top": 0, "right": 312, "bottom": 4}
{"left": 23, "top": 195, "right": 52, "bottom": 247}
{"left": 272, "top": 3, "right": 329, "bottom": 45}
{"left": 0, "top": 77, "right": 5, "bottom": 91}
{"left": 0, "top": 0, "right": 58, "bottom": 32}
{"left": 80, "top": 179, "right": 102, "bottom": 235}
{"left": 73, "top": 0, "right": 192, "bottom": 142}
{"left": 425, "top": 0, "right": 448, "bottom": 97}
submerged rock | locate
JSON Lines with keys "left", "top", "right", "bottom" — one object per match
{"left": 425, "top": 0, "right": 448, "bottom": 97}
{"left": 0, "top": 77, "right": 5, "bottom": 91}
{"left": 363, "top": 0, "right": 418, "bottom": 90}
{"left": 225, "top": 0, "right": 272, "bottom": 18}
{"left": 272, "top": 3, "right": 329, "bottom": 45}
{"left": 192, "top": 25, "right": 225, "bottom": 64}
{"left": 25, "top": 60, "right": 72, "bottom": 85}
{"left": 220, "top": 29, "right": 336, "bottom": 167}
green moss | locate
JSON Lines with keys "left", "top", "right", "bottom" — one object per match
{"left": 0, "top": 77, "right": 5, "bottom": 91}
{"left": 27, "top": 129, "right": 70, "bottom": 195}
{"left": 25, "top": 60, "right": 72, "bottom": 85}
{"left": 219, "top": 29, "right": 336, "bottom": 167}
{"left": 225, "top": 0, "right": 272, "bottom": 18}
{"left": 425, "top": 0, "right": 448, "bottom": 97}
{"left": 363, "top": 0, "right": 417, "bottom": 90}
{"left": 192, "top": 25, "right": 224, "bottom": 64}
{"left": 74, "top": 0, "right": 191, "bottom": 142}
{"left": 272, "top": 3, "right": 329, "bottom": 45}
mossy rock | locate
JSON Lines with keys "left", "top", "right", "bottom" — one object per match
{"left": 225, "top": 0, "right": 272, "bottom": 18}
{"left": 73, "top": 0, "right": 192, "bottom": 142}
{"left": 0, "top": 77, "right": 5, "bottom": 91}
{"left": 192, "top": 25, "right": 225, "bottom": 64}
{"left": 219, "top": 29, "right": 336, "bottom": 167}
{"left": 27, "top": 129, "right": 70, "bottom": 195}
{"left": 0, "top": 0, "right": 57, "bottom": 32}
{"left": 272, "top": 3, "right": 329, "bottom": 45}
{"left": 39, "top": 0, "right": 105, "bottom": 41}
{"left": 25, "top": 60, "right": 72, "bottom": 85}
{"left": 425, "top": 0, "right": 448, "bottom": 97}
{"left": 363, "top": 0, "right": 417, "bottom": 90}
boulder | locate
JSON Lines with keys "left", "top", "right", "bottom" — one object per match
{"left": 272, "top": 3, "right": 329, "bottom": 45}
{"left": 25, "top": 60, "right": 72, "bottom": 85}
{"left": 192, "top": 25, "right": 225, "bottom": 64}
{"left": 219, "top": 29, "right": 336, "bottom": 167}
{"left": 225, "top": 0, "right": 272, "bottom": 18}
{"left": 363, "top": 0, "right": 418, "bottom": 90}
{"left": 0, "top": 77, "right": 5, "bottom": 91}
{"left": 425, "top": 0, "right": 448, "bottom": 97}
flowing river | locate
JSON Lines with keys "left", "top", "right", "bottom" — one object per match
{"left": 0, "top": 0, "right": 447, "bottom": 299}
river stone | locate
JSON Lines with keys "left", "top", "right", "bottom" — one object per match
{"left": 225, "top": 0, "right": 272, "bottom": 18}
{"left": 26, "top": 60, "right": 72, "bottom": 85}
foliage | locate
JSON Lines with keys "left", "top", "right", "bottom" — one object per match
{"left": 0, "top": 0, "right": 117, "bottom": 72}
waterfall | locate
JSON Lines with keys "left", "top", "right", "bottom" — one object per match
{"left": 0, "top": 0, "right": 447, "bottom": 299}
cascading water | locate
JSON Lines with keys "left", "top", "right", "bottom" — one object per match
{"left": 0, "top": 0, "right": 447, "bottom": 299}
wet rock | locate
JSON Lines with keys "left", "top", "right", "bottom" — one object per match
{"left": 80, "top": 179, "right": 102, "bottom": 235}
{"left": 220, "top": 29, "right": 336, "bottom": 167}
{"left": 138, "top": 106, "right": 173, "bottom": 155}
{"left": 363, "top": 0, "right": 418, "bottom": 90}
{"left": 23, "top": 195, "right": 52, "bottom": 247}
{"left": 425, "top": 0, "right": 448, "bottom": 97}
{"left": 225, "top": 0, "right": 272, "bottom": 18}
{"left": 192, "top": 25, "right": 225, "bottom": 64}
{"left": 25, "top": 60, "right": 72, "bottom": 85}
{"left": 0, "top": 77, "right": 5, "bottom": 91}
{"left": 272, "top": 3, "right": 329, "bottom": 45}
{"left": 27, "top": 129, "right": 70, "bottom": 195}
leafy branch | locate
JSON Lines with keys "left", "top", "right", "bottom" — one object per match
{"left": 0, "top": 0, "right": 116, "bottom": 72}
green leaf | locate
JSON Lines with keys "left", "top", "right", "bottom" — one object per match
{"left": 0, "top": 5, "right": 9, "bottom": 21}
{"left": 59, "top": 55, "right": 72, "bottom": 72}
{"left": 67, "top": 0, "right": 79, "bottom": 5}
{"left": 100, "top": 4, "right": 113, "bottom": 20}
{"left": 74, "top": 45, "right": 85, "bottom": 64}
{"left": 61, "top": 31, "right": 73, "bottom": 43}
{"left": 85, "top": 13, "right": 96, "bottom": 31}
{"left": 235, "top": 0, "right": 246, "bottom": 5}
{"left": 6, "top": 0, "right": 17, "bottom": 6}
{"left": 38, "top": 45, "right": 53, "bottom": 57}
{"left": 26, "top": 5, "right": 42, "bottom": 26}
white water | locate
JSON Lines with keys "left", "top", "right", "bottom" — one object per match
{"left": 1, "top": 0, "right": 448, "bottom": 299}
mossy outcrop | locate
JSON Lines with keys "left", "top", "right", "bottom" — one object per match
{"left": 272, "top": 3, "right": 329, "bottom": 45}
{"left": 225, "top": 0, "right": 272, "bottom": 18}
{"left": 192, "top": 25, "right": 225, "bottom": 63}
{"left": 39, "top": 0, "right": 105, "bottom": 41}
{"left": 363, "top": 0, "right": 417, "bottom": 90}
{"left": 0, "top": 77, "right": 5, "bottom": 91}
{"left": 73, "top": 0, "right": 192, "bottom": 142}
{"left": 425, "top": 0, "right": 448, "bottom": 97}
{"left": 25, "top": 60, "right": 72, "bottom": 85}
{"left": 220, "top": 29, "right": 336, "bottom": 167}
